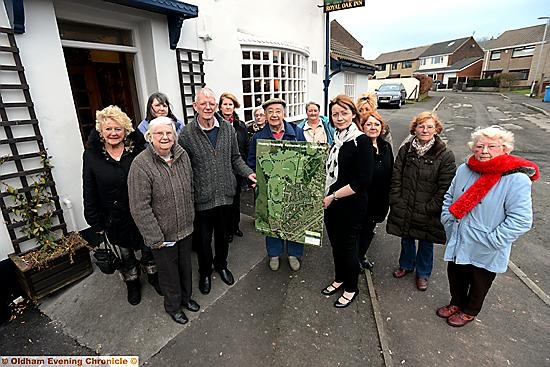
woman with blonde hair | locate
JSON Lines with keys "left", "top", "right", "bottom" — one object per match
{"left": 83, "top": 105, "right": 159, "bottom": 305}
{"left": 386, "top": 111, "right": 456, "bottom": 291}
{"left": 356, "top": 92, "right": 392, "bottom": 147}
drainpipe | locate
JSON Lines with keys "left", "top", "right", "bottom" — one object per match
{"left": 62, "top": 198, "right": 77, "bottom": 233}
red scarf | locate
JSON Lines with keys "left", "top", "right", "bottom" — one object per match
{"left": 449, "top": 154, "right": 539, "bottom": 219}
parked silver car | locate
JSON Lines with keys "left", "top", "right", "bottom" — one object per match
{"left": 375, "top": 83, "right": 406, "bottom": 108}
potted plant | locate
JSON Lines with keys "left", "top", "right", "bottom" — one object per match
{"left": 2, "top": 154, "right": 92, "bottom": 302}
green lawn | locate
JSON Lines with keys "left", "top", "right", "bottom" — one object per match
{"left": 510, "top": 88, "right": 531, "bottom": 95}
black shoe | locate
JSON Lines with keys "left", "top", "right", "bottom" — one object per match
{"left": 183, "top": 299, "right": 200, "bottom": 312}
{"left": 334, "top": 291, "right": 358, "bottom": 308}
{"left": 360, "top": 258, "right": 374, "bottom": 271}
{"left": 147, "top": 273, "right": 163, "bottom": 296}
{"left": 199, "top": 275, "right": 211, "bottom": 295}
{"left": 217, "top": 268, "right": 234, "bottom": 285}
{"left": 227, "top": 234, "right": 234, "bottom": 243}
{"left": 234, "top": 229, "right": 244, "bottom": 237}
{"left": 125, "top": 279, "right": 141, "bottom": 306}
{"left": 170, "top": 311, "right": 188, "bottom": 325}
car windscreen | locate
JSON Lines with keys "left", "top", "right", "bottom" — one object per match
{"left": 379, "top": 85, "right": 399, "bottom": 91}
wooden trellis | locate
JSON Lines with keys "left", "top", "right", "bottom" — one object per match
{"left": 0, "top": 27, "right": 67, "bottom": 254}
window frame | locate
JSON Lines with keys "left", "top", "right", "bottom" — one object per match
{"left": 241, "top": 47, "right": 307, "bottom": 124}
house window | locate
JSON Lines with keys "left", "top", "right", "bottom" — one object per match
{"left": 312, "top": 60, "right": 318, "bottom": 75}
{"left": 512, "top": 46, "right": 535, "bottom": 58}
{"left": 344, "top": 72, "right": 356, "bottom": 99}
{"left": 378, "top": 64, "right": 386, "bottom": 71}
{"left": 510, "top": 69, "right": 530, "bottom": 80}
{"left": 490, "top": 51, "right": 501, "bottom": 60}
{"left": 391, "top": 62, "right": 398, "bottom": 70}
{"left": 420, "top": 59, "right": 427, "bottom": 66}
{"left": 241, "top": 47, "right": 307, "bottom": 123}
{"left": 483, "top": 70, "right": 502, "bottom": 78}
{"left": 401, "top": 60, "right": 412, "bottom": 69}
{"left": 431, "top": 56, "right": 443, "bottom": 64}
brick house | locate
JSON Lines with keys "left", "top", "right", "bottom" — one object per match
{"left": 482, "top": 24, "right": 550, "bottom": 89}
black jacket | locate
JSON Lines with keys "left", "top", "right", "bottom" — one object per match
{"left": 82, "top": 129, "right": 146, "bottom": 249}
{"left": 386, "top": 135, "right": 456, "bottom": 243}
{"left": 367, "top": 137, "right": 394, "bottom": 223}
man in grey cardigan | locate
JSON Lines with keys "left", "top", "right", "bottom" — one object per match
{"left": 179, "top": 87, "right": 256, "bottom": 295}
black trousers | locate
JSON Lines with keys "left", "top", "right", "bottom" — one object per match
{"left": 152, "top": 236, "right": 193, "bottom": 315}
{"left": 324, "top": 203, "right": 363, "bottom": 293}
{"left": 194, "top": 205, "right": 231, "bottom": 276}
{"left": 230, "top": 175, "right": 243, "bottom": 233}
{"left": 357, "top": 217, "right": 376, "bottom": 260}
{"left": 447, "top": 261, "right": 496, "bottom": 316}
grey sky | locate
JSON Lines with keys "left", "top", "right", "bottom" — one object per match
{"left": 331, "top": 0, "right": 549, "bottom": 60}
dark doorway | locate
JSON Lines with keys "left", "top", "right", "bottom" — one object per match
{"left": 63, "top": 48, "right": 140, "bottom": 144}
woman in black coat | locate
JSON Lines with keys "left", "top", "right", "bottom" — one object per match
{"left": 386, "top": 111, "right": 456, "bottom": 291}
{"left": 356, "top": 110, "right": 394, "bottom": 270}
{"left": 83, "top": 105, "right": 160, "bottom": 305}
{"left": 321, "top": 95, "right": 373, "bottom": 309}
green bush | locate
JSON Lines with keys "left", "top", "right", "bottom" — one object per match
{"left": 467, "top": 78, "right": 499, "bottom": 87}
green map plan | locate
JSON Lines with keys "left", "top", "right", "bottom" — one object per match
{"left": 255, "top": 140, "right": 328, "bottom": 246}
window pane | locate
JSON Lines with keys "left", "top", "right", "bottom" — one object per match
{"left": 242, "top": 65, "right": 250, "bottom": 78}
{"left": 263, "top": 52, "right": 269, "bottom": 60}
{"left": 253, "top": 64, "right": 261, "bottom": 77}
{"left": 254, "top": 79, "right": 261, "bottom": 92}
{"left": 242, "top": 51, "right": 250, "bottom": 60}
{"left": 243, "top": 95, "right": 252, "bottom": 108}
{"left": 243, "top": 80, "right": 251, "bottom": 93}
{"left": 252, "top": 51, "right": 261, "bottom": 60}
{"left": 263, "top": 65, "right": 270, "bottom": 77}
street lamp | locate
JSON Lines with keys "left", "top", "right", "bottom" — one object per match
{"left": 530, "top": 16, "right": 550, "bottom": 97}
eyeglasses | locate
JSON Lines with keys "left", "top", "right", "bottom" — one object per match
{"left": 416, "top": 124, "right": 435, "bottom": 130}
{"left": 197, "top": 102, "right": 216, "bottom": 108}
{"left": 474, "top": 144, "right": 502, "bottom": 151}
{"left": 331, "top": 110, "right": 351, "bottom": 119}
{"left": 153, "top": 131, "right": 174, "bottom": 138}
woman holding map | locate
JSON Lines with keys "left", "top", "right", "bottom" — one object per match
{"left": 321, "top": 94, "right": 373, "bottom": 308}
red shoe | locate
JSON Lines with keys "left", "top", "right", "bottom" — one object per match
{"left": 416, "top": 277, "right": 429, "bottom": 291}
{"left": 393, "top": 268, "right": 413, "bottom": 278}
{"left": 447, "top": 311, "right": 475, "bottom": 327}
{"left": 436, "top": 304, "right": 461, "bottom": 318}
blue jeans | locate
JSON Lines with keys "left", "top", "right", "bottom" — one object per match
{"left": 398, "top": 237, "right": 433, "bottom": 278}
{"left": 266, "top": 237, "right": 304, "bottom": 257}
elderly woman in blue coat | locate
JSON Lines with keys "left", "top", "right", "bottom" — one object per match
{"left": 438, "top": 125, "right": 539, "bottom": 327}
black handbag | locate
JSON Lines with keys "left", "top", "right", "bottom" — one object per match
{"left": 93, "top": 234, "right": 121, "bottom": 274}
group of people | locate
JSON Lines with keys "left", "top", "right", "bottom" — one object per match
{"left": 83, "top": 87, "right": 539, "bottom": 327}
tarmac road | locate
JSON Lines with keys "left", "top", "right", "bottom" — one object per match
{"left": 1, "top": 91, "right": 549, "bottom": 366}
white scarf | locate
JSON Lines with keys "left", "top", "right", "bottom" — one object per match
{"left": 325, "top": 123, "right": 364, "bottom": 194}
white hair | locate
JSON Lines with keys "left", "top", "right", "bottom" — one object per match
{"left": 468, "top": 125, "right": 515, "bottom": 152}
{"left": 144, "top": 116, "right": 177, "bottom": 142}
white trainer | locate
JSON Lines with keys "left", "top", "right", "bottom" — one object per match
{"left": 269, "top": 256, "right": 280, "bottom": 271}
{"left": 288, "top": 256, "right": 301, "bottom": 271}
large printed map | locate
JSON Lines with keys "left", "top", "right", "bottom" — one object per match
{"left": 255, "top": 140, "right": 328, "bottom": 246}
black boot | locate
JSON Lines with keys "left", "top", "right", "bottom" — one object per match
{"left": 147, "top": 273, "right": 163, "bottom": 296}
{"left": 125, "top": 279, "right": 141, "bottom": 305}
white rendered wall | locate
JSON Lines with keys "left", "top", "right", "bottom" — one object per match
{"left": 178, "top": 0, "right": 327, "bottom": 115}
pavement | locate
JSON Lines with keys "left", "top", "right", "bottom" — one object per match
{"left": 1, "top": 91, "right": 550, "bottom": 367}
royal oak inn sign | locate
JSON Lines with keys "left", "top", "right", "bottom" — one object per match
{"left": 324, "top": 0, "right": 365, "bottom": 13}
